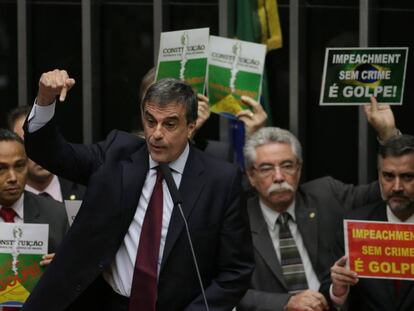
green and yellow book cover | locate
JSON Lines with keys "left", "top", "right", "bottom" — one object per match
{"left": 156, "top": 28, "right": 209, "bottom": 94}
{"left": 207, "top": 36, "right": 266, "bottom": 119}
{"left": 0, "top": 223, "right": 48, "bottom": 308}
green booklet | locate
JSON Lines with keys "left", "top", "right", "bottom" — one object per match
{"left": 0, "top": 223, "right": 48, "bottom": 308}
{"left": 320, "top": 47, "right": 408, "bottom": 105}
{"left": 207, "top": 35, "right": 266, "bottom": 119}
{"left": 156, "top": 28, "right": 209, "bottom": 94}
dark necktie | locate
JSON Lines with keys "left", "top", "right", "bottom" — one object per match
{"left": 0, "top": 207, "right": 17, "bottom": 223}
{"left": 1, "top": 207, "right": 19, "bottom": 310}
{"left": 129, "top": 167, "right": 163, "bottom": 311}
{"left": 277, "top": 212, "right": 308, "bottom": 293}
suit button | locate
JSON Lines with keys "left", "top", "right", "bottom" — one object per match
{"left": 98, "top": 263, "right": 104, "bottom": 269}
{"left": 75, "top": 284, "right": 82, "bottom": 291}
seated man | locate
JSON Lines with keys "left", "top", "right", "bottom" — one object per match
{"left": 0, "top": 129, "right": 69, "bottom": 260}
{"left": 327, "top": 135, "right": 414, "bottom": 311}
{"left": 237, "top": 97, "right": 399, "bottom": 311}
{"left": 7, "top": 106, "right": 85, "bottom": 201}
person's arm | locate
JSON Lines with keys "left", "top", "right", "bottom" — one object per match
{"left": 364, "top": 96, "right": 400, "bottom": 142}
{"left": 329, "top": 256, "right": 358, "bottom": 306}
{"left": 24, "top": 69, "right": 108, "bottom": 185}
{"left": 236, "top": 96, "right": 267, "bottom": 137}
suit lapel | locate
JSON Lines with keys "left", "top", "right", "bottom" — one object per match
{"left": 295, "top": 194, "right": 318, "bottom": 267}
{"left": 161, "top": 147, "right": 205, "bottom": 268}
{"left": 248, "top": 197, "right": 287, "bottom": 289}
{"left": 23, "top": 192, "right": 41, "bottom": 223}
{"left": 120, "top": 146, "right": 150, "bottom": 229}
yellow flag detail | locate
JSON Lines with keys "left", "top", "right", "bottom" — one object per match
{"left": 257, "top": 0, "right": 283, "bottom": 50}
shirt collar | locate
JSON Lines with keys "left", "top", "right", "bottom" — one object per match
{"left": 25, "top": 175, "right": 62, "bottom": 202}
{"left": 148, "top": 142, "right": 189, "bottom": 175}
{"left": 386, "top": 205, "right": 414, "bottom": 223}
{"left": 259, "top": 199, "right": 296, "bottom": 231}
{"left": 0, "top": 192, "right": 24, "bottom": 221}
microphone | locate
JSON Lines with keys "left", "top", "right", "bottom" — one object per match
{"left": 158, "top": 162, "right": 209, "bottom": 311}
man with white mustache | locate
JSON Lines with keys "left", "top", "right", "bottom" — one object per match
{"left": 237, "top": 97, "right": 400, "bottom": 311}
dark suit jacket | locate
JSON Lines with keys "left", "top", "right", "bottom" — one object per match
{"left": 58, "top": 177, "right": 86, "bottom": 201}
{"left": 22, "top": 118, "right": 253, "bottom": 311}
{"left": 321, "top": 202, "right": 414, "bottom": 311}
{"left": 23, "top": 191, "right": 69, "bottom": 253}
{"left": 238, "top": 177, "right": 382, "bottom": 311}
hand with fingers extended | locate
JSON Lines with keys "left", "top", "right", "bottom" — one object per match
{"left": 37, "top": 69, "right": 76, "bottom": 106}
{"left": 39, "top": 253, "right": 55, "bottom": 267}
{"left": 364, "top": 96, "right": 398, "bottom": 142}
{"left": 284, "top": 289, "right": 329, "bottom": 311}
{"left": 236, "top": 96, "right": 267, "bottom": 137}
{"left": 330, "top": 256, "right": 358, "bottom": 298}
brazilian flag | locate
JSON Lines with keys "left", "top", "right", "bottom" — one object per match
{"left": 227, "top": 0, "right": 283, "bottom": 168}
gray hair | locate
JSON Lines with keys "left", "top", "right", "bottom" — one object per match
{"left": 244, "top": 127, "right": 303, "bottom": 169}
{"left": 141, "top": 78, "right": 198, "bottom": 124}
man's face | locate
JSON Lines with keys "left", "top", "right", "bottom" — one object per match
{"left": 247, "top": 142, "right": 301, "bottom": 212}
{"left": 379, "top": 153, "right": 414, "bottom": 220}
{"left": 143, "top": 101, "right": 195, "bottom": 163}
{"left": 12, "top": 115, "right": 53, "bottom": 184}
{"left": 0, "top": 141, "right": 28, "bottom": 207}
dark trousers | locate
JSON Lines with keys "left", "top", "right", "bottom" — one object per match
{"left": 68, "top": 275, "right": 129, "bottom": 311}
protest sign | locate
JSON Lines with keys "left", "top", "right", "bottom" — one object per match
{"left": 345, "top": 219, "right": 414, "bottom": 280}
{"left": 156, "top": 28, "right": 209, "bottom": 94}
{"left": 320, "top": 47, "right": 408, "bottom": 105}
{"left": 207, "top": 35, "right": 266, "bottom": 118}
{"left": 0, "top": 223, "right": 48, "bottom": 307}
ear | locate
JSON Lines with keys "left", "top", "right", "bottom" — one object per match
{"left": 246, "top": 169, "right": 257, "bottom": 188}
{"left": 187, "top": 122, "right": 196, "bottom": 139}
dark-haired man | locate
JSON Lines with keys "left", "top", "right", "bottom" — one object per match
{"left": 0, "top": 128, "right": 68, "bottom": 260}
{"left": 7, "top": 106, "right": 85, "bottom": 201}
{"left": 327, "top": 134, "right": 414, "bottom": 311}
{"left": 22, "top": 69, "right": 253, "bottom": 311}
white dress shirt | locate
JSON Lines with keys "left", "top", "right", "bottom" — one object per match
{"left": 27, "top": 102, "right": 188, "bottom": 297}
{"left": 25, "top": 174, "right": 63, "bottom": 202}
{"left": 259, "top": 199, "right": 320, "bottom": 291}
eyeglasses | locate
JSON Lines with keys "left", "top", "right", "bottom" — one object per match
{"left": 253, "top": 162, "right": 300, "bottom": 178}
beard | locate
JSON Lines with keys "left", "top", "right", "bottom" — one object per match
{"left": 386, "top": 194, "right": 414, "bottom": 213}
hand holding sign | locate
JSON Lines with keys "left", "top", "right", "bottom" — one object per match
{"left": 330, "top": 255, "right": 359, "bottom": 298}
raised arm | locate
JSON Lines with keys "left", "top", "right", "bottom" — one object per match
{"left": 364, "top": 96, "right": 399, "bottom": 142}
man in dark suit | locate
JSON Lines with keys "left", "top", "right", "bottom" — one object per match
{"left": 327, "top": 135, "right": 414, "bottom": 311}
{"left": 237, "top": 99, "right": 400, "bottom": 311}
{"left": 7, "top": 106, "right": 85, "bottom": 202}
{"left": 0, "top": 129, "right": 68, "bottom": 256}
{"left": 22, "top": 69, "right": 253, "bottom": 311}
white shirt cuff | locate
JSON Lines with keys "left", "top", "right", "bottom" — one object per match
{"left": 27, "top": 100, "right": 56, "bottom": 133}
{"left": 329, "top": 284, "right": 349, "bottom": 306}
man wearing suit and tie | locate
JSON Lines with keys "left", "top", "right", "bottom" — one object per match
{"left": 0, "top": 129, "right": 68, "bottom": 260}
{"left": 237, "top": 98, "right": 399, "bottom": 311}
{"left": 327, "top": 134, "right": 414, "bottom": 311}
{"left": 22, "top": 69, "right": 253, "bottom": 311}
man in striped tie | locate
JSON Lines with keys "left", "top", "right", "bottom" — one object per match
{"left": 238, "top": 98, "right": 400, "bottom": 311}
